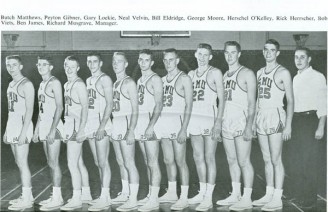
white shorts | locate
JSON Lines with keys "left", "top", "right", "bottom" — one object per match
{"left": 63, "top": 117, "right": 80, "bottom": 142}
{"left": 5, "top": 116, "right": 33, "bottom": 144}
{"left": 39, "top": 118, "right": 64, "bottom": 141}
{"left": 222, "top": 106, "right": 247, "bottom": 139}
{"left": 156, "top": 113, "right": 183, "bottom": 140}
{"left": 188, "top": 110, "right": 216, "bottom": 136}
{"left": 85, "top": 113, "right": 112, "bottom": 139}
{"left": 256, "top": 107, "right": 286, "bottom": 135}
{"left": 111, "top": 115, "right": 131, "bottom": 141}
{"left": 135, "top": 113, "right": 159, "bottom": 141}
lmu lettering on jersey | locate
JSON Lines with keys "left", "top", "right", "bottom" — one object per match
{"left": 88, "top": 88, "right": 97, "bottom": 109}
{"left": 138, "top": 84, "right": 145, "bottom": 105}
{"left": 8, "top": 91, "right": 18, "bottom": 111}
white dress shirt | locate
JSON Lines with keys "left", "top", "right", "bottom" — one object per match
{"left": 293, "top": 66, "right": 327, "bottom": 118}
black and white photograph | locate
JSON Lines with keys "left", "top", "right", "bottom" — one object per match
{"left": 0, "top": 31, "right": 327, "bottom": 212}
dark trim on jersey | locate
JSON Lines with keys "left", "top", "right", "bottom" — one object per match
{"left": 166, "top": 70, "right": 182, "bottom": 84}
{"left": 139, "top": 72, "right": 156, "bottom": 84}
{"left": 17, "top": 77, "right": 27, "bottom": 99}
{"left": 226, "top": 65, "right": 243, "bottom": 78}
{"left": 98, "top": 113, "right": 102, "bottom": 123}
{"left": 179, "top": 115, "right": 183, "bottom": 129}
{"left": 212, "top": 105, "right": 217, "bottom": 125}
{"left": 273, "top": 66, "right": 286, "bottom": 92}
{"left": 120, "top": 76, "right": 131, "bottom": 100}
{"left": 66, "top": 119, "right": 77, "bottom": 141}
{"left": 95, "top": 73, "right": 106, "bottom": 97}
{"left": 206, "top": 67, "right": 217, "bottom": 93}
{"left": 174, "top": 72, "right": 185, "bottom": 98}
{"left": 196, "top": 66, "right": 212, "bottom": 78}
{"left": 144, "top": 73, "right": 157, "bottom": 96}
{"left": 43, "top": 76, "right": 56, "bottom": 99}
{"left": 69, "top": 77, "right": 83, "bottom": 105}
{"left": 123, "top": 115, "right": 129, "bottom": 141}
{"left": 189, "top": 70, "right": 195, "bottom": 80}
{"left": 236, "top": 66, "right": 248, "bottom": 93}
{"left": 243, "top": 110, "right": 247, "bottom": 119}
{"left": 275, "top": 108, "right": 283, "bottom": 133}
{"left": 264, "top": 64, "right": 280, "bottom": 75}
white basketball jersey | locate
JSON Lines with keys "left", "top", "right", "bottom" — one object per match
{"left": 7, "top": 77, "right": 27, "bottom": 119}
{"left": 64, "top": 78, "right": 83, "bottom": 120}
{"left": 191, "top": 66, "right": 217, "bottom": 115}
{"left": 112, "top": 76, "right": 132, "bottom": 117}
{"left": 257, "top": 65, "right": 285, "bottom": 109}
{"left": 137, "top": 73, "right": 157, "bottom": 114}
{"left": 223, "top": 66, "right": 248, "bottom": 110}
{"left": 38, "top": 76, "right": 57, "bottom": 121}
{"left": 86, "top": 73, "right": 107, "bottom": 118}
{"left": 162, "top": 71, "right": 185, "bottom": 115}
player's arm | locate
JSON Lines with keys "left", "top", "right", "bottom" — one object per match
{"left": 280, "top": 68, "right": 294, "bottom": 141}
{"left": 252, "top": 70, "right": 261, "bottom": 136}
{"left": 177, "top": 74, "right": 193, "bottom": 144}
{"left": 126, "top": 78, "right": 139, "bottom": 145}
{"left": 243, "top": 69, "right": 257, "bottom": 141}
{"left": 211, "top": 69, "right": 225, "bottom": 141}
{"left": 47, "top": 79, "right": 63, "bottom": 144}
{"left": 145, "top": 75, "right": 163, "bottom": 139}
{"left": 18, "top": 80, "right": 35, "bottom": 145}
{"left": 32, "top": 115, "right": 41, "bottom": 143}
{"left": 96, "top": 75, "right": 113, "bottom": 140}
{"left": 75, "top": 81, "right": 89, "bottom": 143}
{"left": 315, "top": 74, "right": 327, "bottom": 140}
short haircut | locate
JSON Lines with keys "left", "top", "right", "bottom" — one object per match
{"left": 265, "top": 39, "right": 280, "bottom": 51}
{"left": 6, "top": 55, "right": 23, "bottom": 64}
{"left": 113, "top": 52, "right": 128, "bottom": 62}
{"left": 37, "top": 55, "right": 53, "bottom": 66}
{"left": 224, "top": 41, "right": 241, "bottom": 52}
{"left": 65, "top": 55, "right": 80, "bottom": 67}
{"left": 87, "top": 52, "right": 103, "bottom": 62}
{"left": 295, "top": 46, "right": 312, "bottom": 58}
{"left": 139, "top": 49, "right": 153, "bottom": 61}
{"left": 197, "top": 43, "right": 213, "bottom": 55}
{"left": 163, "top": 48, "right": 179, "bottom": 58}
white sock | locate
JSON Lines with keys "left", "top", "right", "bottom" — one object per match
{"left": 205, "top": 184, "right": 215, "bottom": 198}
{"left": 82, "top": 186, "right": 91, "bottom": 196}
{"left": 232, "top": 182, "right": 241, "bottom": 195}
{"left": 73, "top": 189, "right": 82, "bottom": 199}
{"left": 148, "top": 186, "right": 152, "bottom": 197}
{"left": 180, "top": 186, "right": 189, "bottom": 200}
{"left": 100, "top": 187, "right": 110, "bottom": 198}
{"left": 168, "top": 181, "right": 177, "bottom": 193}
{"left": 52, "top": 187, "right": 62, "bottom": 200}
{"left": 122, "top": 180, "right": 130, "bottom": 194}
{"left": 266, "top": 186, "right": 274, "bottom": 196}
{"left": 22, "top": 187, "right": 33, "bottom": 200}
{"left": 272, "top": 189, "right": 283, "bottom": 200}
{"left": 199, "top": 182, "right": 207, "bottom": 194}
{"left": 149, "top": 186, "right": 160, "bottom": 200}
{"left": 242, "top": 187, "right": 252, "bottom": 199}
{"left": 129, "top": 184, "right": 139, "bottom": 202}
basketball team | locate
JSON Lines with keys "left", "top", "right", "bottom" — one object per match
{"left": 4, "top": 39, "right": 326, "bottom": 211}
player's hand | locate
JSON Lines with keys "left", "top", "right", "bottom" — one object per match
{"left": 315, "top": 127, "right": 324, "bottom": 140}
{"left": 76, "top": 130, "right": 86, "bottom": 143}
{"left": 46, "top": 130, "right": 56, "bottom": 145}
{"left": 282, "top": 125, "right": 292, "bottom": 141}
{"left": 211, "top": 122, "right": 222, "bottom": 142}
{"left": 145, "top": 125, "right": 154, "bottom": 140}
{"left": 3, "top": 131, "right": 8, "bottom": 144}
{"left": 126, "top": 130, "right": 135, "bottom": 145}
{"left": 32, "top": 132, "right": 39, "bottom": 143}
{"left": 17, "top": 133, "right": 27, "bottom": 146}
{"left": 243, "top": 126, "right": 253, "bottom": 141}
{"left": 177, "top": 128, "right": 187, "bottom": 144}
{"left": 95, "top": 127, "right": 105, "bottom": 141}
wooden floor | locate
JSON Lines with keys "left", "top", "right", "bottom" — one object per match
{"left": 1, "top": 138, "right": 326, "bottom": 212}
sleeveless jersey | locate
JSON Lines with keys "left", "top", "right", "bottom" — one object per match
{"left": 38, "top": 76, "right": 57, "bottom": 121}
{"left": 223, "top": 66, "right": 248, "bottom": 110}
{"left": 7, "top": 77, "right": 27, "bottom": 119}
{"left": 137, "top": 73, "right": 157, "bottom": 114}
{"left": 112, "top": 76, "right": 132, "bottom": 118}
{"left": 162, "top": 71, "right": 185, "bottom": 115}
{"left": 257, "top": 65, "right": 285, "bottom": 109}
{"left": 86, "top": 73, "right": 107, "bottom": 118}
{"left": 64, "top": 78, "right": 83, "bottom": 120}
{"left": 191, "top": 66, "right": 217, "bottom": 115}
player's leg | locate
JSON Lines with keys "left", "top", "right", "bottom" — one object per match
{"left": 229, "top": 136, "right": 253, "bottom": 211}
{"left": 261, "top": 133, "right": 284, "bottom": 211}
{"left": 189, "top": 135, "right": 206, "bottom": 204}
{"left": 112, "top": 140, "right": 129, "bottom": 203}
{"left": 252, "top": 134, "right": 274, "bottom": 206}
{"left": 88, "top": 138, "right": 102, "bottom": 182}
{"left": 159, "top": 138, "right": 178, "bottom": 203}
{"left": 171, "top": 139, "right": 189, "bottom": 210}
{"left": 78, "top": 147, "right": 93, "bottom": 203}
{"left": 138, "top": 140, "right": 151, "bottom": 205}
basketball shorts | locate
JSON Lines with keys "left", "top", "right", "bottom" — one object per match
{"left": 5, "top": 116, "right": 33, "bottom": 144}
{"left": 39, "top": 118, "right": 64, "bottom": 141}
{"left": 85, "top": 113, "right": 112, "bottom": 139}
{"left": 111, "top": 115, "right": 131, "bottom": 141}
{"left": 63, "top": 117, "right": 80, "bottom": 142}
{"left": 222, "top": 106, "right": 247, "bottom": 140}
{"left": 256, "top": 107, "right": 286, "bottom": 135}
{"left": 188, "top": 110, "right": 216, "bottom": 136}
{"left": 156, "top": 113, "right": 183, "bottom": 140}
{"left": 135, "top": 113, "right": 159, "bottom": 141}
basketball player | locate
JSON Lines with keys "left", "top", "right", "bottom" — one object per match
{"left": 157, "top": 48, "right": 193, "bottom": 211}
{"left": 216, "top": 41, "right": 256, "bottom": 211}
{"left": 32, "top": 55, "right": 65, "bottom": 211}
{"left": 135, "top": 49, "right": 163, "bottom": 212}
{"left": 111, "top": 52, "right": 140, "bottom": 212}
{"left": 4, "top": 55, "right": 34, "bottom": 211}
{"left": 60, "top": 56, "right": 93, "bottom": 211}
{"left": 84, "top": 52, "right": 113, "bottom": 211}
{"left": 187, "top": 43, "right": 224, "bottom": 211}
{"left": 253, "top": 39, "right": 294, "bottom": 211}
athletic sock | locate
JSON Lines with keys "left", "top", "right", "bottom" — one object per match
{"left": 232, "top": 182, "right": 241, "bottom": 195}
{"left": 205, "top": 184, "right": 215, "bottom": 199}
{"left": 266, "top": 186, "right": 274, "bottom": 196}
{"left": 22, "top": 187, "right": 33, "bottom": 201}
{"left": 168, "top": 181, "right": 177, "bottom": 193}
{"left": 199, "top": 182, "right": 207, "bottom": 194}
{"left": 242, "top": 187, "right": 252, "bottom": 199}
{"left": 52, "top": 187, "right": 62, "bottom": 200}
{"left": 129, "top": 184, "right": 139, "bottom": 202}
{"left": 122, "top": 180, "right": 130, "bottom": 194}
{"left": 180, "top": 186, "right": 189, "bottom": 200}
{"left": 149, "top": 186, "right": 160, "bottom": 200}
{"left": 100, "top": 187, "right": 110, "bottom": 198}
